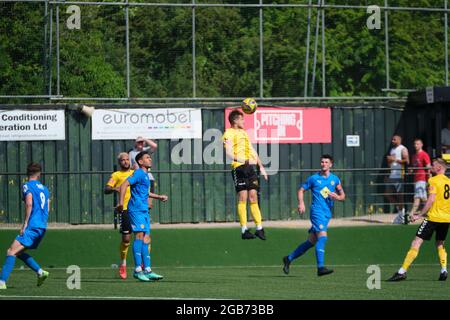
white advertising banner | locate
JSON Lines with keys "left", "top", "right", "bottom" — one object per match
{"left": 92, "top": 108, "right": 203, "bottom": 140}
{"left": 0, "top": 110, "right": 65, "bottom": 141}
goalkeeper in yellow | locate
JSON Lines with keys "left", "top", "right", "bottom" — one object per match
{"left": 388, "top": 157, "right": 450, "bottom": 281}
{"left": 223, "top": 109, "right": 268, "bottom": 240}
{"left": 104, "top": 152, "right": 134, "bottom": 279}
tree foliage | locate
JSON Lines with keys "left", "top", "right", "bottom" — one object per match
{"left": 0, "top": 0, "right": 447, "bottom": 101}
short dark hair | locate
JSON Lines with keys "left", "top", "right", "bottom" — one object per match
{"left": 135, "top": 151, "right": 148, "bottom": 165}
{"left": 414, "top": 138, "right": 423, "bottom": 143}
{"left": 321, "top": 154, "right": 333, "bottom": 163}
{"left": 228, "top": 109, "right": 243, "bottom": 125}
{"left": 27, "top": 162, "right": 42, "bottom": 177}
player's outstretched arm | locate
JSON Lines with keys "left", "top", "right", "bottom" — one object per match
{"left": 297, "top": 188, "right": 306, "bottom": 214}
{"left": 412, "top": 193, "right": 435, "bottom": 222}
{"left": 329, "top": 184, "right": 345, "bottom": 201}
{"left": 149, "top": 192, "right": 168, "bottom": 202}
{"left": 104, "top": 175, "right": 118, "bottom": 194}
{"left": 117, "top": 180, "right": 130, "bottom": 211}
{"left": 104, "top": 185, "right": 118, "bottom": 194}
{"left": 21, "top": 193, "right": 33, "bottom": 235}
{"left": 255, "top": 155, "right": 268, "bottom": 180}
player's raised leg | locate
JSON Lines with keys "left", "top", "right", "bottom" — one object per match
{"left": 283, "top": 233, "right": 316, "bottom": 275}
{"left": 131, "top": 231, "right": 150, "bottom": 282}
{"left": 315, "top": 232, "right": 333, "bottom": 276}
{"left": 248, "top": 189, "right": 265, "bottom": 240}
{"left": 388, "top": 236, "right": 422, "bottom": 281}
{"left": 119, "top": 211, "right": 132, "bottom": 279}
{"left": 119, "top": 233, "right": 131, "bottom": 279}
{"left": 143, "top": 233, "right": 163, "bottom": 281}
{"left": 237, "top": 190, "right": 255, "bottom": 239}
{"left": 437, "top": 241, "right": 448, "bottom": 281}
{"left": 0, "top": 240, "right": 24, "bottom": 289}
{"left": 17, "top": 252, "right": 49, "bottom": 286}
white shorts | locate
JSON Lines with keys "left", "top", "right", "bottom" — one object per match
{"left": 414, "top": 181, "right": 427, "bottom": 200}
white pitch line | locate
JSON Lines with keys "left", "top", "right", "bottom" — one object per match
{"left": 20, "top": 263, "right": 439, "bottom": 270}
{"left": 0, "top": 295, "right": 229, "bottom": 300}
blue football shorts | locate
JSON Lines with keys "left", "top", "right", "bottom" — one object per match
{"left": 308, "top": 212, "right": 331, "bottom": 233}
{"left": 16, "top": 227, "right": 46, "bottom": 249}
{"left": 128, "top": 210, "right": 150, "bottom": 234}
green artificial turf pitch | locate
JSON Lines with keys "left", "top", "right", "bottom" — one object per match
{"left": 0, "top": 225, "right": 448, "bottom": 299}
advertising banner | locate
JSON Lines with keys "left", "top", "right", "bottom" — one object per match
{"left": 225, "top": 107, "right": 331, "bottom": 143}
{"left": 92, "top": 108, "right": 202, "bottom": 140}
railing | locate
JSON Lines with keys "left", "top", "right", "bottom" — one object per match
{"left": 0, "top": 167, "right": 442, "bottom": 225}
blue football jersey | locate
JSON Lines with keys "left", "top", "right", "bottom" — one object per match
{"left": 22, "top": 180, "right": 50, "bottom": 229}
{"left": 300, "top": 172, "right": 341, "bottom": 218}
{"left": 127, "top": 168, "right": 150, "bottom": 212}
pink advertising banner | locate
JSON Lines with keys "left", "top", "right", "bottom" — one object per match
{"left": 224, "top": 107, "right": 331, "bottom": 144}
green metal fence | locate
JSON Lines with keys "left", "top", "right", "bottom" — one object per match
{"left": 0, "top": 104, "right": 438, "bottom": 224}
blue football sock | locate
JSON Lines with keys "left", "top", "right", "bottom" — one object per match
{"left": 0, "top": 255, "right": 16, "bottom": 282}
{"left": 18, "top": 253, "right": 41, "bottom": 273}
{"left": 315, "top": 236, "right": 328, "bottom": 268}
{"left": 288, "top": 240, "right": 314, "bottom": 261}
{"left": 132, "top": 239, "right": 143, "bottom": 269}
{"left": 142, "top": 241, "right": 151, "bottom": 271}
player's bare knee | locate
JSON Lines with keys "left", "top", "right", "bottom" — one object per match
{"left": 308, "top": 233, "right": 317, "bottom": 245}
{"left": 436, "top": 240, "right": 445, "bottom": 248}
{"left": 238, "top": 195, "right": 248, "bottom": 202}
{"left": 6, "top": 248, "right": 17, "bottom": 256}
{"left": 135, "top": 232, "right": 144, "bottom": 240}
{"left": 122, "top": 235, "right": 131, "bottom": 244}
{"left": 411, "top": 237, "right": 423, "bottom": 249}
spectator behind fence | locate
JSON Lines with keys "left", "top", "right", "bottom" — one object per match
{"left": 408, "top": 138, "right": 431, "bottom": 222}
{"left": 386, "top": 134, "right": 409, "bottom": 224}
{"left": 441, "top": 119, "right": 450, "bottom": 154}
{"left": 129, "top": 136, "right": 158, "bottom": 170}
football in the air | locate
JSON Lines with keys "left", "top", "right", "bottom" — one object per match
{"left": 241, "top": 98, "right": 257, "bottom": 114}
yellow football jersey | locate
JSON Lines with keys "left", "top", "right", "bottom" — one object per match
{"left": 426, "top": 174, "right": 450, "bottom": 223}
{"left": 107, "top": 170, "right": 134, "bottom": 210}
{"left": 222, "top": 128, "right": 257, "bottom": 169}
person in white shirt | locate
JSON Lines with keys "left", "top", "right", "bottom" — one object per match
{"left": 385, "top": 134, "right": 409, "bottom": 224}
{"left": 441, "top": 119, "right": 450, "bottom": 154}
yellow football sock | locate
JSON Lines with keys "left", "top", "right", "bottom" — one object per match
{"left": 120, "top": 241, "right": 130, "bottom": 262}
{"left": 401, "top": 247, "right": 419, "bottom": 271}
{"left": 237, "top": 201, "right": 247, "bottom": 226}
{"left": 249, "top": 202, "right": 262, "bottom": 226}
{"left": 438, "top": 246, "right": 447, "bottom": 269}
